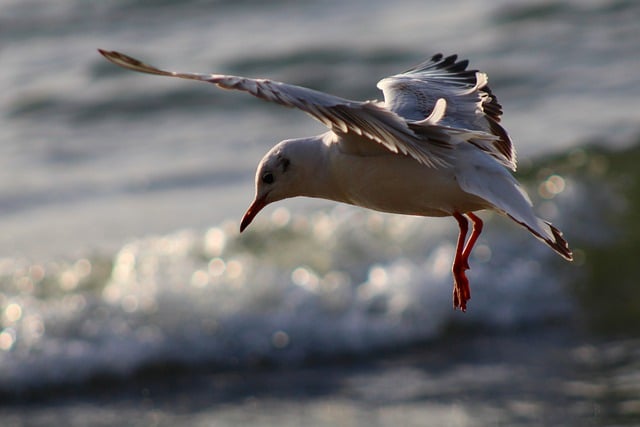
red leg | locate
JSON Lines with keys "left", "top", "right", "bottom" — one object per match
{"left": 462, "top": 212, "right": 484, "bottom": 268}
{"left": 452, "top": 213, "right": 469, "bottom": 311}
{"left": 451, "top": 212, "right": 484, "bottom": 311}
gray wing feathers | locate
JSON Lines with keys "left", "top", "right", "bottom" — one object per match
{"left": 99, "top": 49, "right": 462, "bottom": 168}
{"left": 378, "top": 53, "right": 516, "bottom": 171}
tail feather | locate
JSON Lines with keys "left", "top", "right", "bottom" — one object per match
{"left": 455, "top": 150, "right": 573, "bottom": 261}
{"left": 547, "top": 222, "right": 573, "bottom": 261}
{"left": 507, "top": 214, "right": 573, "bottom": 261}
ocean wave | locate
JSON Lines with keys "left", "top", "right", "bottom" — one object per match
{"left": 0, "top": 193, "right": 581, "bottom": 392}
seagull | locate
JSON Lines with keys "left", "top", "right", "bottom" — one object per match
{"left": 98, "top": 49, "right": 573, "bottom": 311}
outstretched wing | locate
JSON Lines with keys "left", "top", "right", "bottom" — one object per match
{"left": 98, "top": 50, "right": 498, "bottom": 169}
{"left": 377, "top": 53, "right": 516, "bottom": 170}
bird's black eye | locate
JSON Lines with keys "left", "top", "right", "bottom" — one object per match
{"left": 262, "top": 172, "right": 274, "bottom": 184}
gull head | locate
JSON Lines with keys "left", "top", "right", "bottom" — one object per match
{"left": 240, "top": 140, "right": 303, "bottom": 232}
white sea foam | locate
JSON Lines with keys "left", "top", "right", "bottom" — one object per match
{"left": 0, "top": 204, "right": 577, "bottom": 390}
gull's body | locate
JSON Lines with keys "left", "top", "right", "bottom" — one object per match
{"left": 99, "top": 50, "right": 573, "bottom": 311}
{"left": 286, "top": 132, "right": 490, "bottom": 216}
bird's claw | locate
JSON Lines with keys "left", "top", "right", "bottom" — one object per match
{"left": 452, "top": 266, "right": 471, "bottom": 312}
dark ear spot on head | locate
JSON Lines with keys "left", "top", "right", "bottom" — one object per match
{"left": 280, "top": 157, "right": 290, "bottom": 173}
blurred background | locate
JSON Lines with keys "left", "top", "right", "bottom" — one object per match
{"left": 1, "top": 0, "right": 639, "bottom": 425}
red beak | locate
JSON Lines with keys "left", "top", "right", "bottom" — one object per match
{"left": 240, "top": 196, "right": 268, "bottom": 232}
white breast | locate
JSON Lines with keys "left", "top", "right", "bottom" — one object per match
{"left": 329, "top": 149, "right": 490, "bottom": 217}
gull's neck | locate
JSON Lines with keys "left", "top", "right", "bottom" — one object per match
{"left": 285, "top": 133, "right": 347, "bottom": 203}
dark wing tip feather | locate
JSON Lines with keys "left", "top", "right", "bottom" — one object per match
{"left": 449, "top": 59, "right": 469, "bottom": 73}
{"left": 423, "top": 53, "right": 468, "bottom": 74}
{"left": 439, "top": 54, "right": 458, "bottom": 68}
{"left": 547, "top": 223, "right": 573, "bottom": 261}
{"left": 98, "top": 49, "right": 141, "bottom": 67}
{"left": 488, "top": 118, "right": 514, "bottom": 163}
{"left": 479, "top": 84, "right": 504, "bottom": 122}
{"left": 509, "top": 214, "right": 573, "bottom": 261}
{"left": 405, "top": 54, "right": 483, "bottom": 91}
{"left": 406, "top": 53, "right": 465, "bottom": 74}
{"left": 98, "top": 49, "right": 171, "bottom": 77}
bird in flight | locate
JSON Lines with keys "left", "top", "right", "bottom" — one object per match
{"left": 99, "top": 49, "right": 572, "bottom": 311}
